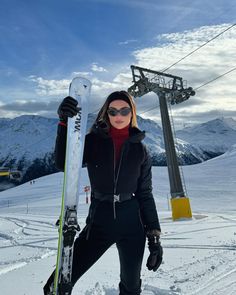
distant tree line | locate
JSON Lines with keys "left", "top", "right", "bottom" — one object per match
{"left": 22, "top": 152, "right": 58, "bottom": 183}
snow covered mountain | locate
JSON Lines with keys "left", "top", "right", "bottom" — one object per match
{"left": 0, "top": 115, "right": 236, "bottom": 189}
{"left": 0, "top": 115, "right": 57, "bottom": 163}
{"left": 176, "top": 117, "right": 236, "bottom": 156}
{"left": 142, "top": 116, "right": 236, "bottom": 165}
{"left": 0, "top": 115, "right": 58, "bottom": 187}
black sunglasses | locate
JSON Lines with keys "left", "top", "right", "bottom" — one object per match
{"left": 107, "top": 107, "right": 131, "bottom": 117}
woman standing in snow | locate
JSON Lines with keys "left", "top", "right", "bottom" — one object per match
{"left": 44, "top": 91, "right": 163, "bottom": 295}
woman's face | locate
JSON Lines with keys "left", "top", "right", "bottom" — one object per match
{"left": 108, "top": 99, "right": 132, "bottom": 129}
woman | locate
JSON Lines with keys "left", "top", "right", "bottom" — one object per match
{"left": 44, "top": 91, "right": 163, "bottom": 295}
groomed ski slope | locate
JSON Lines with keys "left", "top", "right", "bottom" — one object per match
{"left": 0, "top": 146, "right": 236, "bottom": 294}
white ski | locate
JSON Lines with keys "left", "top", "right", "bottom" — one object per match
{"left": 53, "top": 77, "right": 91, "bottom": 295}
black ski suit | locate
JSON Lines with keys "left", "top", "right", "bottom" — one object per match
{"left": 53, "top": 122, "right": 161, "bottom": 294}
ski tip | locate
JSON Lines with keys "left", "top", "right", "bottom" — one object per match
{"left": 69, "top": 77, "right": 91, "bottom": 98}
{"left": 71, "top": 77, "right": 91, "bottom": 87}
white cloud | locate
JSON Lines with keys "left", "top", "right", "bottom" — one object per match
{"left": 72, "top": 71, "right": 93, "bottom": 77}
{"left": 17, "top": 23, "right": 236, "bottom": 127}
{"left": 28, "top": 76, "right": 70, "bottom": 97}
{"left": 113, "top": 72, "right": 132, "bottom": 85}
{"left": 133, "top": 23, "right": 236, "bottom": 77}
{"left": 118, "top": 39, "right": 138, "bottom": 45}
{"left": 26, "top": 75, "right": 123, "bottom": 114}
{"left": 130, "top": 23, "right": 236, "bottom": 126}
{"left": 91, "top": 63, "right": 107, "bottom": 72}
{"left": 27, "top": 69, "right": 132, "bottom": 113}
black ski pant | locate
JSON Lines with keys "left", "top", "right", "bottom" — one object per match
{"left": 44, "top": 199, "right": 146, "bottom": 295}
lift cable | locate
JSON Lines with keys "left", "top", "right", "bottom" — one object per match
{"left": 137, "top": 65, "right": 236, "bottom": 117}
{"left": 167, "top": 102, "right": 188, "bottom": 196}
{"left": 137, "top": 104, "right": 159, "bottom": 116}
{"left": 194, "top": 66, "right": 236, "bottom": 91}
{"left": 162, "top": 23, "right": 236, "bottom": 73}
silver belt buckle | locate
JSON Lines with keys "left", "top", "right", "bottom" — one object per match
{"left": 114, "top": 194, "right": 120, "bottom": 202}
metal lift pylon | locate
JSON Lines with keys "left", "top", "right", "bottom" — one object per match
{"left": 128, "top": 65, "right": 195, "bottom": 220}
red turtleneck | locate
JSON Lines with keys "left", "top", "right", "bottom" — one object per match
{"left": 109, "top": 125, "right": 129, "bottom": 164}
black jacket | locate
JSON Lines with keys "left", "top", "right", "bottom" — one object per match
{"left": 55, "top": 122, "right": 161, "bottom": 231}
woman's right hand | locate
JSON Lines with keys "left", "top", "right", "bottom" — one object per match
{"left": 57, "top": 96, "right": 79, "bottom": 123}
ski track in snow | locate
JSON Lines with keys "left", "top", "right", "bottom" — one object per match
{"left": 0, "top": 214, "right": 57, "bottom": 276}
{"left": 0, "top": 210, "right": 236, "bottom": 294}
{"left": 1, "top": 148, "right": 236, "bottom": 295}
{"left": 189, "top": 266, "right": 236, "bottom": 295}
{"left": 83, "top": 282, "right": 179, "bottom": 295}
{"left": 0, "top": 216, "right": 57, "bottom": 249}
{"left": 0, "top": 212, "right": 236, "bottom": 294}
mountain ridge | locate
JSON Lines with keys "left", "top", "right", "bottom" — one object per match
{"left": 0, "top": 115, "right": 236, "bottom": 189}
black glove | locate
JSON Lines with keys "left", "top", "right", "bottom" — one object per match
{"left": 57, "top": 96, "right": 79, "bottom": 123}
{"left": 146, "top": 231, "right": 163, "bottom": 271}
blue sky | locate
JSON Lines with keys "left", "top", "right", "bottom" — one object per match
{"left": 0, "top": 0, "right": 236, "bottom": 127}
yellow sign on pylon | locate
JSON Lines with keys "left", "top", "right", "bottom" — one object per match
{"left": 0, "top": 171, "right": 10, "bottom": 177}
{"left": 0, "top": 169, "right": 22, "bottom": 180}
{"left": 170, "top": 197, "right": 192, "bottom": 221}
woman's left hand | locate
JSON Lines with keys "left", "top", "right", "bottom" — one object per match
{"left": 146, "top": 230, "right": 163, "bottom": 271}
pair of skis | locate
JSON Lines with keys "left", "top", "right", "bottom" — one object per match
{"left": 52, "top": 77, "right": 91, "bottom": 295}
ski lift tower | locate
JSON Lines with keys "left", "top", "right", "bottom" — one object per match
{"left": 128, "top": 65, "right": 195, "bottom": 220}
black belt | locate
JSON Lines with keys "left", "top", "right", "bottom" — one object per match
{"left": 93, "top": 191, "right": 135, "bottom": 203}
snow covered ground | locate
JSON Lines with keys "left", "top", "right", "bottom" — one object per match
{"left": 0, "top": 147, "right": 236, "bottom": 294}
